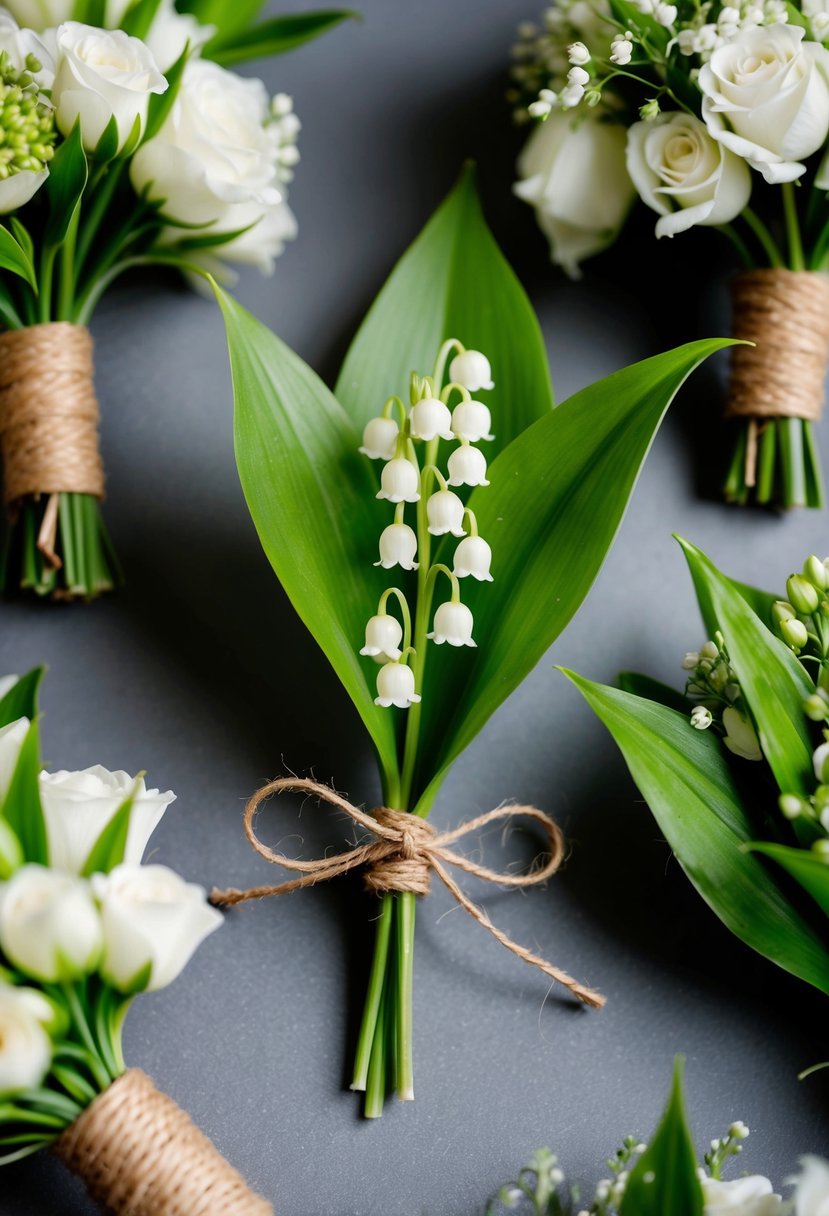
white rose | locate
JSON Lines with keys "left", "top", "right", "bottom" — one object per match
{"left": 0, "top": 984, "right": 52, "bottom": 1096}
{"left": 144, "top": 0, "right": 215, "bottom": 72}
{"left": 0, "top": 717, "right": 28, "bottom": 804}
{"left": 627, "top": 111, "right": 751, "bottom": 237}
{"left": 702, "top": 1174, "right": 782, "bottom": 1214}
{"left": 514, "top": 113, "right": 635, "bottom": 276}
{"left": 188, "top": 194, "right": 298, "bottom": 279}
{"left": 0, "top": 864, "right": 102, "bottom": 982}
{"left": 700, "top": 25, "right": 829, "bottom": 183}
{"left": 52, "top": 22, "right": 167, "bottom": 152}
{"left": 40, "top": 765, "right": 175, "bottom": 876}
{"left": 792, "top": 1156, "right": 829, "bottom": 1216}
{"left": 92, "top": 864, "right": 222, "bottom": 992}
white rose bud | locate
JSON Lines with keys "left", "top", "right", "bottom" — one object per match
{"left": 92, "top": 864, "right": 222, "bottom": 993}
{"left": 360, "top": 614, "right": 403, "bottom": 661}
{"left": 626, "top": 112, "right": 751, "bottom": 238}
{"left": 0, "top": 984, "right": 52, "bottom": 1096}
{"left": 375, "top": 523, "right": 419, "bottom": 570}
{"left": 453, "top": 535, "right": 493, "bottom": 582}
{"left": 40, "top": 766, "right": 175, "bottom": 876}
{"left": 377, "top": 458, "right": 420, "bottom": 503}
{"left": 409, "top": 396, "right": 453, "bottom": 441}
{"left": 449, "top": 351, "right": 494, "bottom": 392}
{"left": 450, "top": 401, "right": 493, "bottom": 442}
{"left": 0, "top": 865, "right": 102, "bottom": 982}
{"left": 447, "top": 445, "right": 490, "bottom": 487}
{"left": 426, "top": 490, "right": 466, "bottom": 537}
{"left": 374, "top": 662, "right": 421, "bottom": 709}
{"left": 428, "top": 601, "right": 476, "bottom": 647}
{"left": 359, "top": 417, "right": 399, "bottom": 460}
{"left": 52, "top": 23, "right": 167, "bottom": 152}
{"left": 700, "top": 1174, "right": 782, "bottom": 1214}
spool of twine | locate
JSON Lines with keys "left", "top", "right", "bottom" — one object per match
{"left": 0, "top": 322, "right": 105, "bottom": 505}
{"left": 727, "top": 269, "right": 829, "bottom": 423}
{"left": 54, "top": 1069, "right": 273, "bottom": 1216}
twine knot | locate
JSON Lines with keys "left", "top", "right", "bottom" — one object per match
{"left": 212, "top": 777, "right": 605, "bottom": 1009}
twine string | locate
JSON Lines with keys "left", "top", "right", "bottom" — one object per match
{"left": 212, "top": 777, "right": 605, "bottom": 1009}
{"left": 54, "top": 1068, "right": 273, "bottom": 1216}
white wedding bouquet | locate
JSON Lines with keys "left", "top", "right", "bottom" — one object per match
{"left": 512, "top": 0, "right": 829, "bottom": 509}
{"left": 0, "top": 2, "right": 348, "bottom": 602}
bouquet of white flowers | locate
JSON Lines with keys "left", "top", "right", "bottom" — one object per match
{"left": 512, "top": 0, "right": 829, "bottom": 509}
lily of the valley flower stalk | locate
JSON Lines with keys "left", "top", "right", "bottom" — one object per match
{"left": 354, "top": 339, "right": 494, "bottom": 1116}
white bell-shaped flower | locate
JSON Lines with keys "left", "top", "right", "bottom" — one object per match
{"left": 722, "top": 707, "right": 762, "bottom": 761}
{"left": 449, "top": 350, "right": 494, "bottom": 391}
{"left": 360, "top": 614, "right": 403, "bottom": 661}
{"left": 377, "top": 458, "right": 420, "bottom": 503}
{"left": 427, "top": 490, "right": 466, "bottom": 537}
{"left": 360, "top": 416, "right": 399, "bottom": 460}
{"left": 447, "top": 445, "right": 489, "bottom": 487}
{"left": 375, "top": 523, "right": 418, "bottom": 570}
{"left": 410, "top": 397, "right": 453, "bottom": 442}
{"left": 375, "top": 662, "right": 421, "bottom": 709}
{"left": 453, "top": 535, "right": 493, "bottom": 582}
{"left": 428, "top": 601, "right": 476, "bottom": 647}
{"left": 451, "top": 400, "right": 493, "bottom": 442}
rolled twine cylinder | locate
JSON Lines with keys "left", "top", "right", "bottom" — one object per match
{"left": 0, "top": 321, "right": 105, "bottom": 504}
{"left": 54, "top": 1069, "right": 273, "bottom": 1216}
{"left": 727, "top": 269, "right": 829, "bottom": 422}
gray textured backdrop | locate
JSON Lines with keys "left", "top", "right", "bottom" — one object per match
{"left": 2, "top": 1, "right": 829, "bottom": 1212}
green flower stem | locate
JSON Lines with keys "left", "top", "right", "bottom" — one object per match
{"left": 364, "top": 951, "right": 389, "bottom": 1119}
{"left": 58, "top": 206, "right": 80, "bottom": 322}
{"left": 379, "top": 587, "right": 413, "bottom": 653}
{"left": 743, "top": 207, "right": 785, "bottom": 268}
{"left": 395, "top": 890, "right": 416, "bottom": 1101}
{"left": 351, "top": 893, "right": 394, "bottom": 1092}
{"left": 782, "top": 182, "right": 805, "bottom": 271}
{"left": 431, "top": 339, "right": 463, "bottom": 392}
{"left": 61, "top": 984, "right": 112, "bottom": 1093}
{"left": 38, "top": 244, "right": 56, "bottom": 324}
{"left": 716, "top": 223, "right": 755, "bottom": 270}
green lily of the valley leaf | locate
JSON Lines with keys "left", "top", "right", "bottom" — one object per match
{"left": 618, "top": 671, "right": 690, "bottom": 714}
{"left": 44, "top": 120, "right": 88, "bottom": 246}
{"left": 1, "top": 721, "right": 48, "bottom": 866}
{"left": 206, "top": 10, "right": 356, "bottom": 65}
{"left": 679, "top": 539, "right": 814, "bottom": 797}
{"left": 619, "top": 1058, "right": 703, "bottom": 1216}
{"left": 410, "top": 340, "right": 734, "bottom": 811}
{"left": 566, "top": 671, "right": 829, "bottom": 996}
{"left": 335, "top": 166, "right": 554, "bottom": 457}
{"left": 0, "top": 226, "right": 37, "bottom": 293}
{"left": 687, "top": 560, "right": 778, "bottom": 642}
{"left": 751, "top": 842, "right": 829, "bottom": 918}
{"left": 214, "top": 284, "right": 399, "bottom": 795}
{"left": 0, "top": 669, "right": 43, "bottom": 728}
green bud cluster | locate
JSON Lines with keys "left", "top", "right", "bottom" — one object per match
{"left": 0, "top": 50, "right": 55, "bottom": 180}
{"left": 773, "top": 556, "right": 829, "bottom": 657}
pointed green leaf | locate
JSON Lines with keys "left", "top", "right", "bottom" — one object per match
{"left": 45, "top": 121, "right": 88, "bottom": 246}
{"left": 688, "top": 561, "right": 778, "bottom": 641}
{"left": 620, "top": 1058, "right": 703, "bottom": 1216}
{"left": 0, "top": 225, "right": 37, "bottom": 292}
{"left": 1, "top": 722, "right": 48, "bottom": 866}
{"left": 9, "top": 218, "right": 34, "bottom": 268}
{"left": 335, "top": 167, "right": 554, "bottom": 457}
{"left": 678, "top": 539, "right": 814, "bottom": 796}
{"left": 214, "top": 283, "right": 399, "bottom": 794}
{"left": 0, "top": 669, "right": 43, "bottom": 727}
{"left": 566, "top": 670, "right": 829, "bottom": 996}
{"left": 618, "top": 672, "right": 690, "bottom": 714}
{"left": 80, "top": 788, "right": 137, "bottom": 877}
{"left": 207, "top": 10, "right": 357, "bottom": 64}
{"left": 120, "top": 0, "right": 165, "bottom": 40}
{"left": 143, "top": 44, "right": 188, "bottom": 145}
{"left": 92, "top": 115, "right": 120, "bottom": 166}
{"left": 750, "top": 842, "right": 829, "bottom": 918}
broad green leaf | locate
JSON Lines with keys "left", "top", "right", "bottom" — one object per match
{"left": 0, "top": 669, "right": 43, "bottom": 727}
{"left": 0, "top": 226, "right": 37, "bottom": 292}
{"left": 567, "top": 671, "right": 829, "bottom": 995}
{"left": 215, "top": 284, "right": 399, "bottom": 794}
{"left": 1, "top": 722, "right": 48, "bottom": 866}
{"left": 620, "top": 1059, "right": 703, "bottom": 1216}
{"left": 751, "top": 842, "right": 829, "bottom": 918}
{"left": 688, "top": 562, "right": 778, "bottom": 641}
{"left": 410, "top": 340, "right": 733, "bottom": 812}
{"left": 207, "top": 10, "right": 357, "bottom": 64}
{"left": 9, "top": 218, "right": 34, "bottom": 268}
{"left": 679, "top": 539, "right": 814, "bottom": 797}
{"left": 81, "top": 788, "right": 137, "bottom": 877}
{"left": 619, "top": 671, "right": 689, "bottom": 714}
{"left": 335, "top": 167, "right": 554, "bottom": 457}
{"left": 45, "top": 121, "right": 88, "bottom": 246}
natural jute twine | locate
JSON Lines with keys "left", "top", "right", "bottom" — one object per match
{"left": 212, "top": 777, "right": 605, "bottom": 1009}
{"left": 0, "top": 323, "right": 104, "bottom": 563}
{"left": 54, "top": 1069, "right": 273, "bottom": 1216}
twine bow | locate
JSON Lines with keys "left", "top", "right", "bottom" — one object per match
{"left": 212, "top": 777, "right": 605, "bottom": 1009}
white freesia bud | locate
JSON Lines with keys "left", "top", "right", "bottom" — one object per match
{"left": 447, "top": 445, "right": 490, "bottom": 487}
{"left": 426, "top": 490, "right": 466, "bottom": 537}
{"left": 0, "top": 984, "right": 52, "bottom": 1096}
{"left": 791, "top": 1155, "right": 829, "bottom": 1216}
{"left": 375, "top": 523, "right": 419, "bottom": 570}
{"left": 0, "top": 865, "right": 102, "bottom": 982}
{"left": 40, "top": 766, "right": 175, "bottom": 876}
{"left": 377, "top": 458, "right": 420, "bottom": 503}
{"left": 451, "top": 400, "right": 494, "bottom": 442}
{"left": 453, "top": 535, "right": 493, "bottom": 582}
{"left": 568, "top": 41, "right": 590, "bottom": 64}
{"left": 700, "top": 25, "right": 829, "bottom": 183}
{"left": 448, "top": 351, "right": 494, "bottom": 392}
{"left": 360, "top": 614, "right": 403, "bottom": 661}
{"left": 91, "top": 864, "right": 222, "bottom": 993}
{"left": 374, "top": 662, "right": 421, "bottom": 709}
{"left": 700, "top": 1174, "right": 782, "bottom": 1213}
{"left": 52, "top": 23, "right": 167, "bottom": 152}
{"left": 428, "top": 601, "right": 476, "bottom": 647}
{"left": 359, "top": 416, "right": 399, "bottom": 460}
{"left": 722, "top": 707, "right": 762, "bottom": 761}
{"left": 0, "top": 716, "right": 28, "bottom": 803}
{"left": 690, "top": 705, "right": 713, "bottom": 730}
{"left": 409, "top": 397, "right": 453, "bottom": 442}
{"left": 568, "top": 65, "right": 590, "bottom": 86}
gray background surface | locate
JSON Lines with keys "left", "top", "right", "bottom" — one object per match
{"left": 2, "top": 1, "right": 829, "bottom": 1211}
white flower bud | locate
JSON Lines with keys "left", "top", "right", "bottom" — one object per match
{"left": 360, "top": 416, "right": 399, "bottom": 460}
{"left": 451, "top": 400, "right": 493, "bottom": 442}
{"left": 568, "top": 41, "right": 590, "bottom": 63}
{"left": 0, "top": 865, "right": 102, "bottom": 982}
{"left": 528, "top": 99, "right": 552, "bottom": 118}
{"left": 377, "top": 458, "right": 420, "bottom": 503}
{"left": 722, "top": 707, "right": 762, "bottom": 761}
{"left": 690, "top": 705, "right": 713, "bottom": 730}
{"left": 700, "top": 641, "right": 719, "bottom": 659}
{"left": 447, "top": 445, "right": 489, "bottom": 487}
{"left": 426, "top": 490, "right": 466, "bottom": 537}
{"left": 682, "top": 651, "right": 700, "bottom": 670}
{"left": 0, "top": 984, "right": 52, "bottom": 1096}
{"left": 814, "top": 741, "right": 829, "bottom": 784}
{"left": 374, "top": 662, "right": 421, "bottom": 709}
{"left": 428, "top": 601, "right": 476, "bottom": 647}
{"left": 375, "top": 523, "right": 419, "bottom": 570}
{"left": 781, "top": 617, "right": 809, "bottom": 651}
{"left": 655, "top": 3, "right": 677, "bottom": 24}
{"left": 729, "top": 1121, "right": 749, "bottom": 1139}
{"left": 780, "top": 793, "right": 807, "bottom": 819}
{"left": 409, "top": 397, "right": 453, "bottom": 442}
{"left": 360, "top": 614, "right": 403, "bottom": 661}
{"left": 610, "top": 37, "right": 633, "bottom": 64}
{"left": 448, "top": 350, "right": 493, "bottom": 391}
{"left": 453, "top": 535, "right": 494, "bottom": 582}
{"left": 567, "top": 65, "right": 590, "bottom": 86}
{"left": 561, "top": 82, "right": 585, "bottom": 106}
